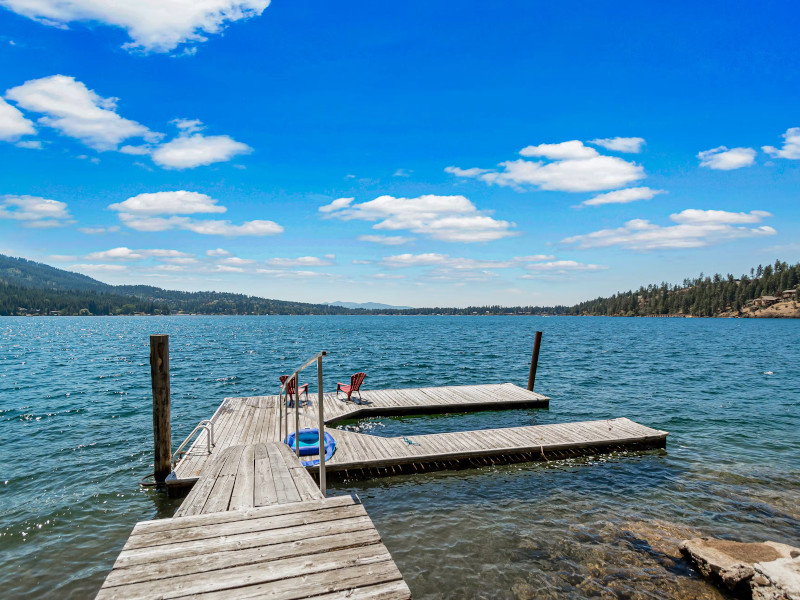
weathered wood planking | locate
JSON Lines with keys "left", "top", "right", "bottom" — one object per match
{"left": 97, "top": 495, "right": 411, "bottom": 600}
{"left": 172, "top": 383, "right": 549, "bottom": 482}
{"left": 175, "top": 442, "right": 323, "bottom": 517}
{"left": 307, "top": 417, "right": 666, "bottom": 476}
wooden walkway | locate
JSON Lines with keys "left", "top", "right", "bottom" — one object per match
{"left": 99, "top": 443, "right": 411, "bottom": 599}
{"left": 97, "top": 495, "right": 410, "bottom": 599}
{"left": 175, "top": 443, "right": 324, "bottom": 517}
{"left": 172, "top": 383, "right": 549, "bottom": 483}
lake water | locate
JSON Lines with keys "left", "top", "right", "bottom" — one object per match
{"left": 1, "top": 316, "right": 798, "bottom": 599}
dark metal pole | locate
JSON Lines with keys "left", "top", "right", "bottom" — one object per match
{"left": 527, "top": 331, "right": 543, "bottom": 392}
{"left": 150, "top": 334, "right": 171, "bottom": 483}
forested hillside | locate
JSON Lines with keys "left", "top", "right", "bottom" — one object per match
{"left": 570, "top": 260, "right": 800, "bottom": 317}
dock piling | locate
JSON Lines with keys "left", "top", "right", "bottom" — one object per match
{"left": 149, "top": 334, "right": 171, "bottom": 484}
{"left": 527, "top": 331, "right": 543, "bottom": 392}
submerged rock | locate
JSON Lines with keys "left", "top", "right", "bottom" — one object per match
{"left": 680, "top": 537, "right": 800, "bottom": 599}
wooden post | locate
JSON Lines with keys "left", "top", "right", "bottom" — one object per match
{"left": 527, "top": 331, "right": 543, "bottom": 392}
{"left": 150, "top": 334, "right": 171, "bottom": 484}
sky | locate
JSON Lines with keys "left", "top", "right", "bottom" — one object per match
{"left": 0, "top": 1, "right": 798, "bottom": 307}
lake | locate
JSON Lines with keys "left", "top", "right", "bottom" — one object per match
{"left": 1, "top": 315, "right": 798, "bottom": 598}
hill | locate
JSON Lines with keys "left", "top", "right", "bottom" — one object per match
{"left": 570, "top": 260, "right": 800, "bottom": 318}
{"left": 0, "top": 254, "right": 358, "bottom": 316}
{"left": 327, "top": 301, "right": 414, "bottom": 310}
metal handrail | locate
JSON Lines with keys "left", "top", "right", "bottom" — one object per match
{"left": 171, "top": 421, "right": 214, "bottom": 469}
{"left": 277, "top": 350, "right": 328, "bottom": 496}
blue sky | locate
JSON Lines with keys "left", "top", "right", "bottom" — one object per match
{"left": 0, "top": 1, "right": 798, "bottom": 307}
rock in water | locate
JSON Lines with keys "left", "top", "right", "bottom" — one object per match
{"left": 680, "top": 537, "right": 800, "bottom": 599}
{"left": 752, "top": 556, "right": 800, "bottom": 600}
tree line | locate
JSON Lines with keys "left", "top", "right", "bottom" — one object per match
{"left": 569, "top": 260, "right": 800, "bottom": 317}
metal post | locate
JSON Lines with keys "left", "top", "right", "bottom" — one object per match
{"left": 149, "top": 334, "right": 171, "bottom": 484}
{"left": 294, "top": 373, "right": 300, "bottom": 457}
{"left": 527, "top": 331, "right": 543, "bottom": 392}
{"left": 317, "top": 354, "right": 326, "bottom": 496}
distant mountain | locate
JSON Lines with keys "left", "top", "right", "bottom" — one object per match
{"left": 327, "top": 301, "right": 414, "bottom": 310}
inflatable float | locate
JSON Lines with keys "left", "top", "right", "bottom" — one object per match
{"left": 283, "top": 428, "right": 336, "bottom": 466}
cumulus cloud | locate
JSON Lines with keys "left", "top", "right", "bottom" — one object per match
{"left": 358, "top": 235, "right": 415, "bottom": 245}
{"left": 581, "top": 187, "right": 666, "bottom": 207}
{"left": 446, "top": 141, "right": 645, "bottom": 192}
{"left": 763, "top": 127, "right": 800, "bottom": 159}
{"left": 0, "top": 0, "right": 271, "bottom": 53}
{"left": 16, "top": 140, "right": 43, "bottom": 149}
{"left": 151, "top": 130, "right": 252, "bottom": 169}
{"left": 70, "top": 263, "right": 128, "bottom": 272}
{"left": 5, "top": 75, "right": 158, "bottom": 151}
{"left": 519, "top": 140, "right": 599, "bottom": 160}
{"left": 589, "top": 137, "right": 646, "bottom": 153}
{"left": 108, "top": 190, "right": 283, "bottom": 237}
{"left": 697, "top": 146, "right": 756, "bottom": 170}
{"left": 206, "top": 248, "right": 231, "bottom": 257}
{"left": 108, "top": 190, "right": 226, "bottom": 215}
{"left": 84, "top": 247, "right": 193, "bottom": 260}
{"left": 523, "top": 260, "right": 608, "bottom": 272}
{"left": 78, "top": 226, "right": 120, "bottom": 234}
{"left": 264, "top": 256, "right": 335, "bottom": 267}
{"left": 561, "top": 209, "right": 775, "bottom": 250}
{"left": 380, "top": 253, "right": 553, "bottom": 270}
{"left": 0, "top": 195, "right": 73, "bottom": 227}
{"left": 319, "top": 194, "right": 515, "bottom": 243}
{"left": 0, "top": 97, "right": 35, "bottom": 140}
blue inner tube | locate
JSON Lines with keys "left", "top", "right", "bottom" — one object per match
{"left": 283, "top": 428, "right": 336, "bottom": 466}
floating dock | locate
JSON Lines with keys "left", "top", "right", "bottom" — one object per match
{"left": 172, "top": 383, "right": 551, "bottom": 484}
{"left": 99, "top": 378, "right": 668, "bottom": 598}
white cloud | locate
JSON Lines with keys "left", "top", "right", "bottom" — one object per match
{"left": 264, "top": 256, "right": 335, "bottom": 267}
{"left": 206, "top": 248, "right": 231, "bottom": 257}
{"left": 697, "top": 146, "right": 756, "bottom": 170}
{"left": 16, "top": 140, "right": 43, "bottom": 149}
{"left": 763, "top": 127, "right": 800, "bottom": 159}
{"left": 180, "top": 219, "right": 282, "bottom": 236}
{"left": 108, "top": 191, "right": 226, "bottom": 215}
{"left": 0, "top": 97, "right": 35, "bottom": 140}
{"left": 670, "top": 209, "right": 772, "bottom": 225}
{"left": 519, "top": 140, "right": 599, "bottom": 160}
{"left": 69, "top": 263, "right": 127, "bottom": 272}
{"left": 379, "top": 253, "right": 554, "bottom": 270}
{"left": 447, "top": 141, "right": 645, "bottom": 192}
{"left": 589, "top": 137, "right": 646, "bottom": 153}
{"left": 524, "top": 260, "right": 608, "bottom": 272}
{"left": 0, "top": 0, "right": 271, "bottom": 53}
{"left": 393, "top": 168, "right": 412, "bottom": 177}
{"left": 78, "top": 225, "right": 120, "bottom": 234}
{"left": 84, "top": 247, "right": 194, "bottom": 260}
{"left": 255, "top": 269, "right": 335, "bottom": 279}
{"left": 108, "top": 190, "right": 282, "bottom": 237}
{"left": 5, "top": 75, "right": 157, "bottom": 151}
{"left": 321, "top": 194, "right": 515, "bottom": 243}
{"left": 0, "top": 195, "right": 73, "bottom": 227}
{"left": 562, "top": 209, "right": 776, "bottom": 250}
{"left": 151, "top": 131, "right": 251, "bottom": 169}
{"left": 318, "top": 197, "right": 354, "bottom": 213}
{"left": 581, "top": 187, "right": 666, "bottom": 207}
{"left": 358, "top": 234, "right": 414, "bottom": 245}
{"left": 218, "top": 256, "right": 256, "bottom": 266}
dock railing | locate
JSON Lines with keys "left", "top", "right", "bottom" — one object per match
{"left": 278, "top": 350, "right": 328, "bottom": 496}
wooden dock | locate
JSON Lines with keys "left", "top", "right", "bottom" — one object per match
{"left": 98, "top": 442, "right": 411, "bottom": 599}
{"left": 172, "top": 383, "right": 550, "bottom": 483}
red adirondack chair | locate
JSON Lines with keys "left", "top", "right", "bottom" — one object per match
{"left": 336, "top": 372, "right": 367, "bottom": 403}
{"left": 280, "top": 375, "right": 309, "bottom": 406}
